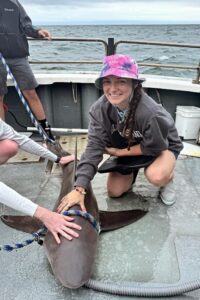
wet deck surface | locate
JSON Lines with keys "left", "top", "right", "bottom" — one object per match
{"left": 0, "top": 135, "right": 200, "bottom": 300}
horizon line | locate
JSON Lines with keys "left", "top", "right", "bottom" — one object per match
{"left": 35, "top": 22, "right": 200, "bottom": 26}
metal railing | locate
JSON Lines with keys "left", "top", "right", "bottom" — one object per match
{"left": 114, "top": 39, "right": 200, "bottom": 83}
{"left": 28, "top": 37, "right": 200, "bottom": 83}
{"left": 28, "top": 37, "right": 107, "bottom": 65}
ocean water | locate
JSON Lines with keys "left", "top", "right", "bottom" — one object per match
{"left": 29, "top": 24, "right": 200, "bottom": 79}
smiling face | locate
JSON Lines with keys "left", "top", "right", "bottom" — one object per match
{"left": 102, "top": 76, "right": 133, "bottom": 110}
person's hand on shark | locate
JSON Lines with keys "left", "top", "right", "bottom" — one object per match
{"left": 34, "top": 207, "right": 82, "bottom": 244}
{"left": 59, "top": 154, "right": 75, "bottom": 166}
{"left": 42, "top": 144, "right": 75, "bottom": 165}
{"left": 57, "top": 188, "right": 87, "bottom": 213}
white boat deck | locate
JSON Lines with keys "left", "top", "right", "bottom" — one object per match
{"left": 7, "top": 72, "right": 200, "bottom": 93}
{"left": 0, "top": 135, "right": 200, "bottom": 299}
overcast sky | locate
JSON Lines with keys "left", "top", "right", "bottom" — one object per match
{"left": 20, "top": 0, "right": 200, "bottom": 25}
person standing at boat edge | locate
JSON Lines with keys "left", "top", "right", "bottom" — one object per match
{"left": 0, "top": 118, "right": 81, "bottom": 244}
{"left": 0, "top": 0, "right": 54, "bottom": 140}
{"left": 57, "top": 54, "right": 183, "bottom": 213}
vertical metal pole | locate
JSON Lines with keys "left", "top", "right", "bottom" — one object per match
{"left": 107, "top": 38, "right": 115, "bottom": 55}
{"left": 192, "top": 61, "right": 200, "bottom": 84}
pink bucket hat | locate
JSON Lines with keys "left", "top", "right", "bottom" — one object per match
{"left": 95, "top": 54, "right": 145, "bottom": 89}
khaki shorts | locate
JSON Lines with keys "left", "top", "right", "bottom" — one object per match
{"left": 0, "top": 57, "right": 38, "bottom": 95}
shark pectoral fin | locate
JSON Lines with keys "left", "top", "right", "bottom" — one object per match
{"left": 99, "top": 209, "right": 147, "bottom": 232}
{"left": 0, "top": 215, "right": 42, "bottom": 233}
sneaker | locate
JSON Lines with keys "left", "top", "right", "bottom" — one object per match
{"left": 159, "top": 180, "right": 176, "bottom": 206}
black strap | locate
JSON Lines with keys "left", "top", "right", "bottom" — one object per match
{"left": 98, "top": 155, "right": 156, "bottom": 174}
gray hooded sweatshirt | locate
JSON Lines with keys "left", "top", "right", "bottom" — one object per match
{"left": 75, "top": 91, "right": 183, "bottom": 189}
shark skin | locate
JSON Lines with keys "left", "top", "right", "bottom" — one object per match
{"left": 1, "top": 142, "right": 147, "bottom": 288}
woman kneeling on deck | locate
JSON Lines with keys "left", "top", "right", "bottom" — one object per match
{"left": 0, "top": 118, "right": 81, "bottom": 243}
{"left": 58, "top": 54, "right": 183, "bottom": 213}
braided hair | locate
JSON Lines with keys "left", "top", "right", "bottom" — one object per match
{"left": 123, "top": 82, "right": 143, "bottom": 148}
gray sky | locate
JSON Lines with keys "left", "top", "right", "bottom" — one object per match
{"left": 20, "top": 0, "right": 200, "bottom": 25}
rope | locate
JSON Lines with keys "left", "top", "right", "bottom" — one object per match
{"left": 0, "top": 210, "right": 99, "bottom": 252}
{"left": 0, "top": 227, "right": 47, "bottom": 252}
{"left": 0, "top": 52, "right": 55, "bottom": 144}
{"left": 63, "top": 209, "right": 100, "bottom": 234}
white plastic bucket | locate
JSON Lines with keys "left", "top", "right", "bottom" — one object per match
{"left": 175, "top": 106, "right": 200, "bottom": 140}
